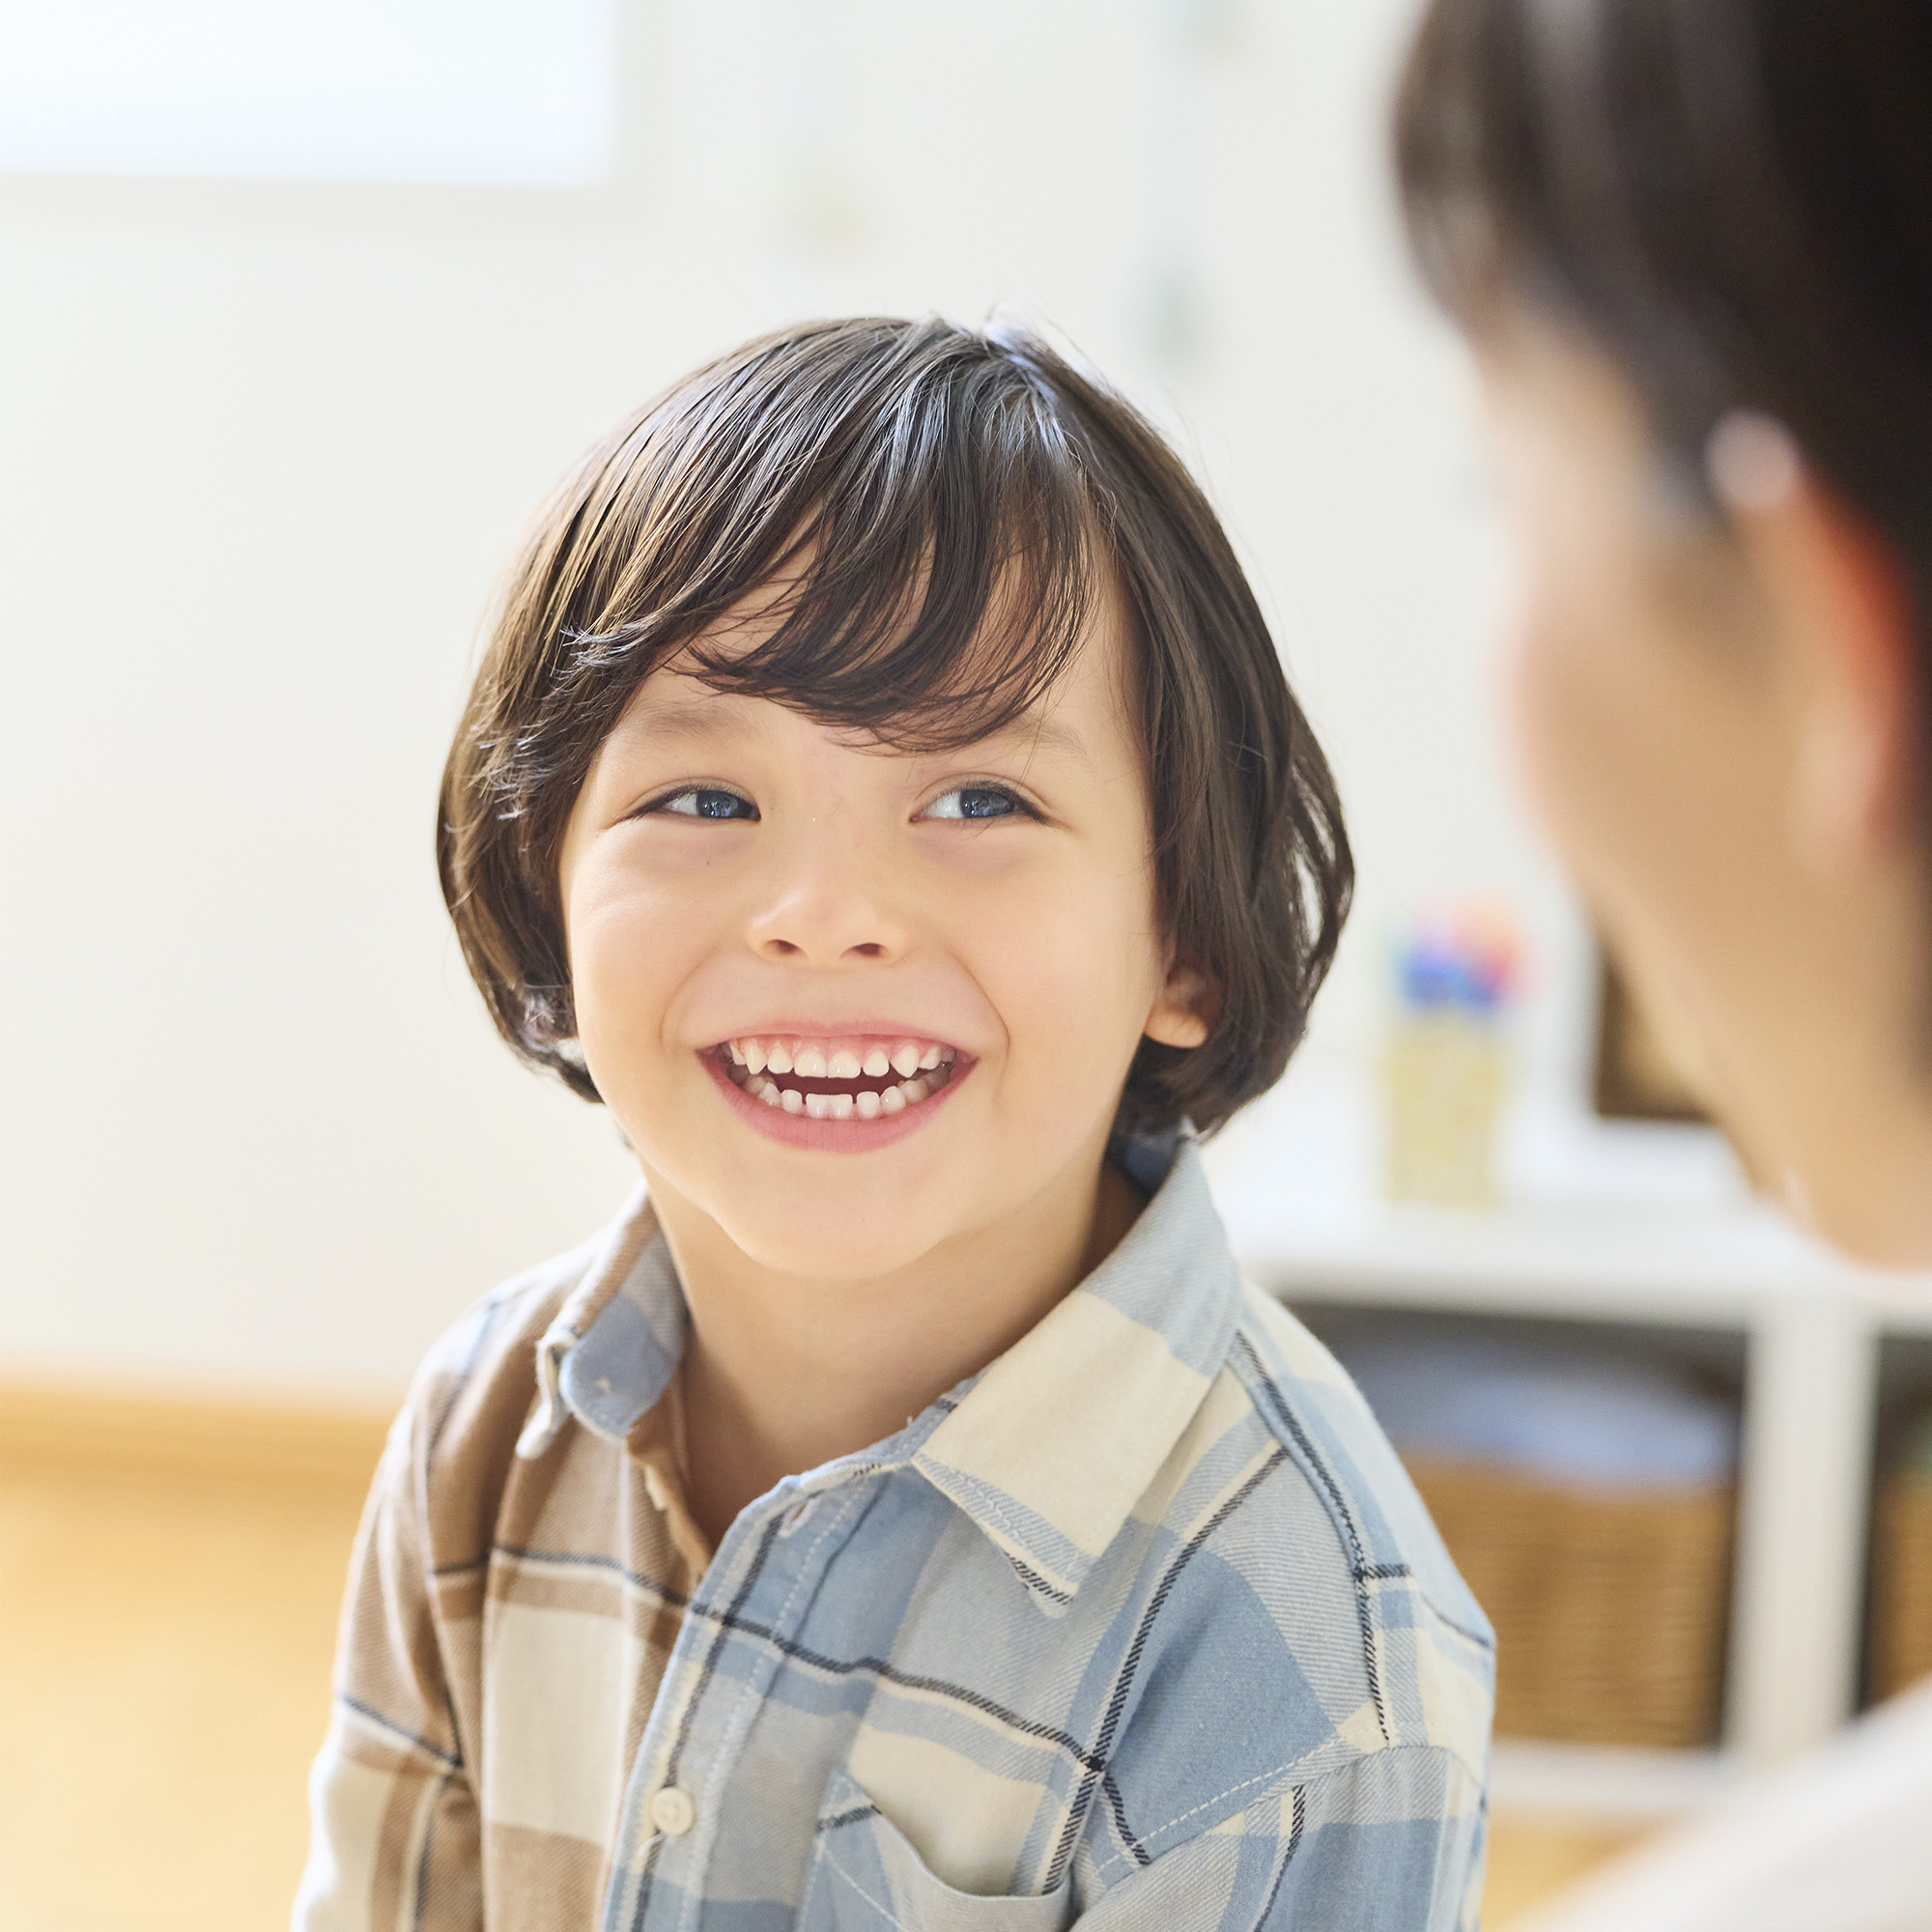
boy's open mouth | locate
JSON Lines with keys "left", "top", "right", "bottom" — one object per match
{"left": 711, "top": 1035, "right": 959, "bottom": 1120}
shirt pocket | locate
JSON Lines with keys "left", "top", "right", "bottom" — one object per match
{"left": 799, "top": 1770, "right": 1073, "bottom": 1932}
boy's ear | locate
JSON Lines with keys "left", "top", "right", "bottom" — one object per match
{"left": 1145, "top": 961, "right": 1218, "bottom": 1050}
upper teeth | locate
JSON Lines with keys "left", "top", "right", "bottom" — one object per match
{"left": 724, "top": 1036, "right": 955, "bottom": 1076}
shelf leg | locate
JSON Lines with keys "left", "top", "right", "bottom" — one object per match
{"left": 1727, "top": 1299, "right": 1877, "bottom": 1764}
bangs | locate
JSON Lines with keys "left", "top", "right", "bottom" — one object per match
{"left": 553, "top": 318, "right": 1106, "bottom": 754}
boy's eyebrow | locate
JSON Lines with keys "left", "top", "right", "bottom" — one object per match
{"left": 624, "top": 694, "right": 1093, "bottom": 766}
{"left": 621, "top": 693, "right": 773, "bottom": 748}
{"left": 629, "top": 701, "right": 736, "bottom": 740}
{"left": 977, "top": 709, "right": 1092, "bottom": 769}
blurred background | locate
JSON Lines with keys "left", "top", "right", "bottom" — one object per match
{"left": 4, "top": 2, "right": 1930, "bottom": 1927}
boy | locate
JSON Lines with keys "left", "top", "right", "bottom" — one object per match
{"left": 297, "top": 317, "right": 1492, "bottom": 1928}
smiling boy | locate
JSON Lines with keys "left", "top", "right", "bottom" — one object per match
{"left": 297, "top": 318, "right": 1492, "bottom": 1929}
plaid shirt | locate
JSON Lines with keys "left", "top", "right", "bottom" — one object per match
{"left": 296, "top": 1140, "right": 1493, "bottom": 1929}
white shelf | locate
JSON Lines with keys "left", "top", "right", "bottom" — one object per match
{"left": 1488, "top": 1741, "right": 1740, "bottom": 1822}
{"left": 1204, "top": 1070, "right": 1930, "bottom": 1325}
{"left": 1227, "top": 1196, "right": 1910, "bottom": 1327}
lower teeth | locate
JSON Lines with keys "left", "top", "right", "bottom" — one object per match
{"left": 737, "top": 1062, "right": 949, "bottom": 1117}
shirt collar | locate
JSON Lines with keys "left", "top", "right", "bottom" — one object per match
{"left": 911, "top": 1135, "right": 1242, "bottom": 1612}
{"left": 518, "top": 1134, "right": 1243, "bottom": 1614}
{"left": 516, "top": 1184, "right": 679, "bottom": 1462}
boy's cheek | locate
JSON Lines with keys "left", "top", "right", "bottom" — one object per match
{"left": 962, "top": 872, "right": 1161, "bottom": 1028}
{"left": 572, "top": 1002, "right": 676, "bottom": 1139}
{"left": 567, "top": 868, "right": 710, "bottom": 1005}
{"left": 568, "top": 940, "right": 706, "bottom": 1128}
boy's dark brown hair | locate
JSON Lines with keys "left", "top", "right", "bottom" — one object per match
{"left": 439, "top": 316, "right": 1350, "bottom": 1137}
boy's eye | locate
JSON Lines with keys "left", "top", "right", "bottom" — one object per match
{"left": 923, "top": 785, "right": 1027, "bottom": 822}
{"left": 649, "top": 786, "right": 758, "bottom": 821}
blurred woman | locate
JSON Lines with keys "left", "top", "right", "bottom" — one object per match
{"left": 1394, "top": 1, "right": 1932, "bottom": 1924}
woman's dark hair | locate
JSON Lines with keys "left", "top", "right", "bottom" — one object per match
{"left": 439, "top": 316, "right": 1350, "bottom": 1137}
{"left": 1395, "top": 0, "right": 1932, "bottom": 611}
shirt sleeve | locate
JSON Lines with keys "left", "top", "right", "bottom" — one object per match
{"left": 292, "top": 1401, "right": 483, "bottom": 1932}
{"left": 1073, "top": 1747, "right": 1487, "bottom": 1932}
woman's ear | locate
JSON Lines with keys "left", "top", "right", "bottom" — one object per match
{"left": 1713, "top": 415, "right": 1920, "bottom": 867}
{"left": 1145, "top": 961, "right": 1218, "bottom": 1049}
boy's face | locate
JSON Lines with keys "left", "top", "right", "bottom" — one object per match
{"left": 556, "top": 586, "right": 1207, "bottom": 1282}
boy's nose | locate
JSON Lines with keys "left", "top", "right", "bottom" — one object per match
{"left": 744, "top": 828, "right": 907, "bottom": 966}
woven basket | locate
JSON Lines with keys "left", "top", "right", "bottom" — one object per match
{"left": 1870, "top": 1472, "right": 1932, "bottom": 1703}
{"left": 1407, "top": 1458, "right": 1736, "bottom": 1748}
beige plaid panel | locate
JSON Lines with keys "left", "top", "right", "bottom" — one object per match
{"left": 298, "top": 1256, "right": 691, "bottom": 1931}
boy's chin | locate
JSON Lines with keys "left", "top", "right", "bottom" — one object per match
{"left": 716, "top": 1205, "right": 963, "bottom": 1285}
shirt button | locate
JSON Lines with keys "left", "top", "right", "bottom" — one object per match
{"left": 649, "top": 1785, "right": 696, "bottom": 1836}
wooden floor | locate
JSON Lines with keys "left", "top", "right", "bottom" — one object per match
{"left": 0, "top": 1389, "right": 1642, "bottom": 1930}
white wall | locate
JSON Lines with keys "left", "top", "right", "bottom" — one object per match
{"left": 0, "top": 0, "right": 1603, "bottom": 1399}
